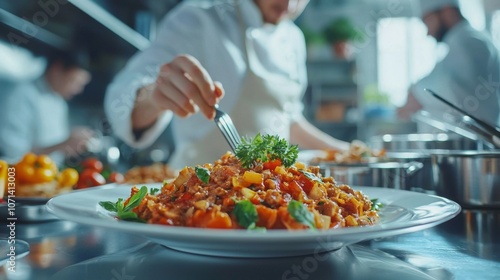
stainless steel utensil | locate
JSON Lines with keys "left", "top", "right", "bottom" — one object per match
{"left": 426, "top": 89, "right": 500, "bottom": 148}
{"left": 214, "top": 105, "right": 241, "bottom": 152}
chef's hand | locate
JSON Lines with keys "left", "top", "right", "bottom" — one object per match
{"left": 132, "top": 55, "right": 224, "bottom": 131}
{"left": 63, "top": 127, "right": 95, "bottom": 157}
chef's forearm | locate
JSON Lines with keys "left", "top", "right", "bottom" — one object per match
{"left": 290, "top": 120, "right": 349, "bottom": 150}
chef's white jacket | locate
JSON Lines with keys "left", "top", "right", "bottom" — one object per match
{"left": 104, "top": 0, "right": 307, "bottom": 152}
{"left": 413, "top": 20, "right": 500, "bottom": 128}
{"left": 0, "top": 77, "right": 69, "bottom": 163}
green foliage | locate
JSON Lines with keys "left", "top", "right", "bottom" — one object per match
{"left": 99, "top": 186, "right": 148, "bottom": 222}
{"left": 235, "top": 134, "right": 299, "bottom": 169}
{"left": 288, "top": 200, "right": 316, "bottom": 229}
{"left": 195, "top": 166, "right": 211, "bottom": 184}
{"left": 363, "top": 84, "right": 391, "bottom": 105}
{"left": 323, "top": 17, "right": 364, "bottom": 44}
{"left": 234, "top": 200, "right": 260, "bottom": 229}
{"left": 299, "top": 24, "right": 326, "bottom": 46}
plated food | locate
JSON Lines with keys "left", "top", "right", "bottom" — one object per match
{"left": 7, "top": 153, "right": 79, "bottom": 198}
{"left": 310, "top": 140, "right": 386, "bottom": 164}
{"left": 123, "top": 163, "right": 177, "bottom": 184}
{"left": 101, "top": 134, "right": 381, "bottom": 231}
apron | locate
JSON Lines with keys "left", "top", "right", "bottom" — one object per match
{"left": 169, "top": 3, "right": 303, "bottom": 169}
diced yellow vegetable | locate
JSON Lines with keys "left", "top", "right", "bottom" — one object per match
{"left": 194, "top": 200, "right": 209, "bottom": 210}
{"left": 308, "top": 183, "right": 325, "bottom": 200}
{"left": 294, "top": 161, "right": 306, "bottom": 170}
{"left": 275, "top": 165, "right": 287, "bottom": 175}
{"left": 345, "top": 215, "right": 358, "bottom": 226}
{"left": 241, "top": 187, "right": 256, "bottom": 199}
{"left": 243, "top": 171, "right": 262, "bottom": 184}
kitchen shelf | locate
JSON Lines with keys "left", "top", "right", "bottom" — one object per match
{"left": 68, "top": 0, "right": 150, "bottom": 51}
{"left": 0, "top": 8, "right": 70, "bottom": 51}
{"left": 304, "top": 58, "right": 360, "bottom": 142}
{"left": 0, "top": 0, "right": 150, "bottom": 56}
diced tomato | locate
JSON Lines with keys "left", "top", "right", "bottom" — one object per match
{"left": 263, "top": 159, "right": 281, "bottom": 170}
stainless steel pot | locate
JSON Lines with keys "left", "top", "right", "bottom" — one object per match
{"left": 384, "top": 152, "right": 433, "bottom": 193}
{"left": 320, "top": 161, "right": 423, "bottom": 189}
{"left": 431, "top": 151, "right": 500, "bottom": 207}
{"left": 369, "top": 133, "right": 482, "bottom": 151}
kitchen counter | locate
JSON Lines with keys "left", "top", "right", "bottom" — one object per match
{"left": 1, "top": 209, "right": 499, "bottom": 280}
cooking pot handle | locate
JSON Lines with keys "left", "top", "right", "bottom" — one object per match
{"left": 406, "top": 161, "right": 424, "bottom": 176}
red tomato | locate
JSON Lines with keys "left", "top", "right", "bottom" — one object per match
{"left": 263, "top": 159, "right": 282, "bottom": 170}
{"left": 76, "top": 169, "right": 106, "bottom": 189}
{"left": 81, "top": 158, "right": 104, "bottom": 173}
{"left": 108, "top": 172, "right": 124, "bottom": 183}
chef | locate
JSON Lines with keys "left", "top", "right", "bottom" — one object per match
{"left": 105, "top": 0, "right": 349, "bottom": 169}
{"left": 0, "top": 48, "right": 93, "bottom": 164}
{"left": 398, "top": 0, "right": 500, "bottom": 128}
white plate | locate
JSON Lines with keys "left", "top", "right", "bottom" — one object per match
{"left": 46, "top": 184, "right": 461, "bottom": 258}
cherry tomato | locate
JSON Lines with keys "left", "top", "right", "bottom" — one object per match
{"left": 81, "top": 158, "right": 104, "bottom": 173}
{"left": 108, "top": 172, "right": 124, "bottom": 183}
{"left": 76, "top": 169, "right": 106, "bottom": 189}
{"left": 58, "top": 168, "right": 79, "bottom": 187}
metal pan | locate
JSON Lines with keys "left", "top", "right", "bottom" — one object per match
{"left": 369, "top": 133, "right": 481, "bottom": 151}
{"left": 431, "top": 150, "right": 500, "bottom": 207}
{"left": 320, "top": 160, "right": 423, "bottom": 190}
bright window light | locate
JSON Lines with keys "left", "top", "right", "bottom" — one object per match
{"left": 377, "top": 17, "right": 436, "bottom": 107}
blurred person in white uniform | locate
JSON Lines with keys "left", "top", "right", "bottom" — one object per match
{"left": 0, "top": 48, "right": 94, "bottom": 164}
{"left": 105, "top": 0, "right": 349, "bottom": 169}
{"left": 398, "top": 0, "right": 500, "bottom": 128}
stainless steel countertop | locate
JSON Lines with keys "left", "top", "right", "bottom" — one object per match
{"left": 1, "top": 209, "right": 499, "bottom": 280}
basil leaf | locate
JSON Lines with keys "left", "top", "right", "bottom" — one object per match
{"left": 299, "top": 170, "right": 323, "bottom": 183}
{"left": 150, "top": 188, "right": 160, "bottom": 195}
{"left": 99, "top": 201, "right": 117, "bottom": 212}
{"left": 288, "top": 200, "right": 316, "bottom": 229}
{"left": 370, "top": 198, "right": 383, "bottom": 211}
{"left": 117, "top": 211, "right": 145, "bottom": 222}
{"left": 123, "top": 186, "right": 148, "bottom": 212}
{"left": 234, "top": 200, "right": 258, "bottom": 229}
{"left": 195, "top": 166, "right": 211, "bottom": 184}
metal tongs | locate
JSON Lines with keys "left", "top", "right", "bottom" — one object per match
{"left": 425, "top": 89, "right": 500, "bottom": 148}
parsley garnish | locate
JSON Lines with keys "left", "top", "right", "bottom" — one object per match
{"left": 288, "top": 200, "right": 316, "bottom": 229}
{"left": 233, "top": 200, "right": 260, "bottom": 229}
{"left": 99, "top": 186, "right": 148, "bottom": 222}
{"left": 235, "top": 133, "right": 299, "bottom": 168}
{"left": 195, "top": 166, "right": 210, "bottom": 184}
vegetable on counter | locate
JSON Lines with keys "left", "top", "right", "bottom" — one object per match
{"left": 75, "top": 157, "right": 124, "bottom": 189}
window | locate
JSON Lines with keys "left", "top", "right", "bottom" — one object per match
{"left": 377, "top": 17, "right": 436, "bottom": 107}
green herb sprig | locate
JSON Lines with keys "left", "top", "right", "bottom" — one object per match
{"left": 235, "top": 133, "right": 299, "bottom": 168}
{"left": 99, "top": 186, "right": 148, "bottom": 222}
{"left": 288, "top": 200, "right": 316, "bottom": 229}
{"left": 195, "top": 166, "right": 210, "bottom": 184}
{"left": 370, "top": 198, "right": 383, "bottom": 211}
{"left": 233, "top": 200, "right": 265, "bottom": 231}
